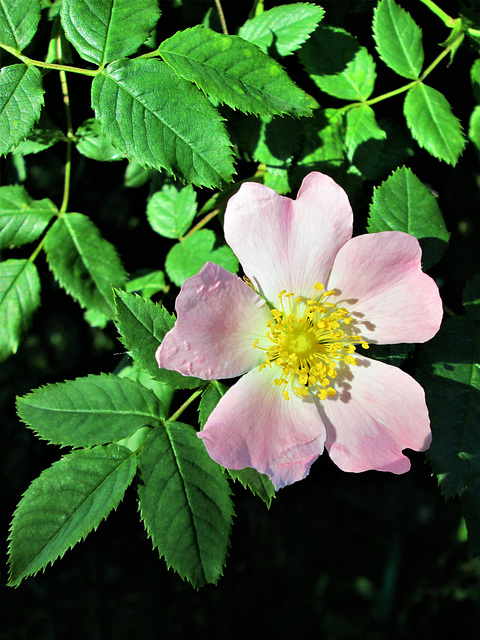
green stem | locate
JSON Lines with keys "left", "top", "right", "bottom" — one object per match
{"left": 182, "top": 209, "right": 219, "bottom": 239}
{"left": 214, "top": 0, "right": 228, "bottom": 35}
{"left": 0, "top": 43, "right": 98, "bottom": 76}
{"left": 168, "top": 386, "right": 206, "bottom": 423}
{"left": 417, "top": 0, "right": 456, "bottom": 27}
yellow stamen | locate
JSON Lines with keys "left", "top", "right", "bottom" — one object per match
{"left": 254, "top": 283, "right": 368, "bottom": 401}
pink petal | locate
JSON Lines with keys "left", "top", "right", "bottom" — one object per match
{"left": 156, "top": 262, "right": 271, "bottom": 379}
{"left": 198, "top": 366, "right": 326, "bottom": 490}
{"left": 327, "top": 231, "right": 443, "bottom": 344}
{"left": 321, "top": 356, "right": 431, "bottom": 473}
{"left": 224, "top": 172, "right": 353, "bottom": 302}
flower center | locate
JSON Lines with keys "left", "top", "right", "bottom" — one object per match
{"left": 254, "top": 283, "right": 368, "bottom": 401}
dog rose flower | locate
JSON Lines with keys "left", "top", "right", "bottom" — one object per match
{"left": 156, "top": 172, "right": 443, "bottom": 489}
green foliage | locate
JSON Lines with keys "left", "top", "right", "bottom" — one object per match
{"left": 238, "top": 3, "right": 325, "bottom": 56}
{"left": 137, "top": 424, "right": 234, "bottom": 587}
{"left": 0, "top": 0, "right": 40, "bottom": 50}
{"left": 44, "top": 213, "right": 127, "bottom": 317}
{"left": 368, "top": 166, "right": 450, "bottom": 268}
{"left": 92, "top": 58, "right": 235, "bottom": 188}
{"left": 146, "top": 183, "right": 197, "bottom": 239}
{"left": 373, "top": 0, "right": 424, "bottom": 79}
{"left": 345, "top": 105, "right": 386, "bottom": 162}
{"left": 17, "top": 373, "right": 165, "bottom": 447}
{"left": 0, "top": 185, "right": 56, "bottom": 249}
{"left": 61, "top": 0, "right": 161, "bottom": 66}
{"left": 75, "top": 118, "right": 125, "bottom": 162}
{"left": 8, "top": 445, "right": 137, "bottom": 586}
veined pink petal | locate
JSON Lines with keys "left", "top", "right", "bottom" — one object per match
{"left": 327, "top": 232, "right": 443, "bottom": 344}
{"left": 198, "top": 366, "right": 326, "bottom": 490}
{"left": 156, "top": 262, "right": 271, "bottom": 379}
{"left": 224, "top": 172, "right": 353, "bottom": 302}
{"left": 321, "top": 356, "right": 431, "bottom": 473}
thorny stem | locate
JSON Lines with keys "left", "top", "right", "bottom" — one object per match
{"left": 214, "top": 0, "right": 228, "bottom": 35}
{"left": 168, "top": 386, "right": 206, "bottom": 422}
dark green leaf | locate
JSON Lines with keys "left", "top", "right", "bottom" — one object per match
{"left": 158, "top": 25, "right": 317, "bottom": 117}
{"left": 345, "top": 105, "right": 386, "bottom": 161}
{"left": 0, "top": 0, "right": 40, "bottom": 49}
{"left": 114, "top": 288, "right": 203, "bottom": 389}
{"left": 146, "top": 183, "right": 197, "bottom": 239}
{"left": 373, "top": 0, "right": 424, "bottom": 79}
{"left": 0, "top": 259, "right": 40, "bottom": 361}
{"left": 165, "top": 229, "right": 238, "bottom": 287}
{"left": 92, "top": 58, "right": 234, "bottom": 188}
{"left": 126, "top": 270, "right": 166, "bottom": 298}
{"left": 404, "top": 83, "right": 465, "bottom": 165}
{"left": 0, "top": 65, "right": 44, "bottom": 155}
{"left": 368, "top": 166, "right": 450, "bottom": 269}
{"left": 198, "top": 381, "right": 228, "bottom": 429}
{"left": 0, "top": 185, "right": 56, "bottom": 249}
{"left": 238, "top": 2, "right": 325, "bottom": 56}
{"left": 137, "top": 424, "right": 234, "bottom": 588}
{"left": 44, "top": 212, "right": 127, "bottom": 317}
{"left": 17, "top": 373, "right": 165, "bottom": 447}
{"left": 463, "top": 274, "right": 480, "bottom": 322}
{"left": 61, "top": 0, "right": 160, "bottom": 65}
{"left": 10, "top": 111, "right": 65, "bottom": 155}
{"left": 8, "top": 445, "right": 136, "bottom": 586}
{"left": 228, "top": 468, "right": 275, "bottom": 508}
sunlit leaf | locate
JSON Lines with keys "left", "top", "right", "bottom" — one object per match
{"left": 0, "top": 0, "right": 40, "bottom": 49}
{"left": 146, "top": 183, "right": 197, "bottom": 239}
{"left": 0, "top": 185, "right": 56, "bottom": 249}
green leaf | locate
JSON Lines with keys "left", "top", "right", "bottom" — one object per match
{"left": 0, "top": 185, "right": 57, "bottom": 249}
{"left": 0, "top": 0, "right": 40, "bottom": 49}
{"left": 8, "top": 445, "right": 137, "bottom": 587}
{"left": 463, "top": 274, "right": 480, "bottom": 322}
{"left": 61, "top": 0, "right": 160, "bottom": 65}
{"left": 165, "top": 229, "right": 238, "bottom": 287}
{"left": 298, "top": 26, "right": 376, "bottom": 100}
{"left": 469, "top": 105, "right": 480, "bottom": 154}
{"left": 368, "top": 166, "right": 450, "bottom": 269}
{"left": 0, "top": 259, "right": 40, "bottom": 361}
{"left": 146, "top": 183, "right": 197, "bottom": 239}
{"left": 345, "top": 105, "right": 386, "bottom": 161}
{"left": 92, "top": 58, "right": 234, "bottom": 188}
{"left": 117, "top": 363, "right": 174, "bottom": 416}
{"left": 471, "top": 59, "right": 480, "bottom": 103}
{"left": 0, "top": 65, "right": 44, "bottom": 155}
{"left": 404, "top": 83, "right": 465, "bottom": 165}
{"left": 124, "top": 159, "right": 153, "bottom": 188}
{"left": 126, "top": 270, "right": 166, "bottom": 298}
{"left": 373, "top": 0, "right": 424, "bottom": 79}
{"left": 419, "top": 316, "right": 480, "bottom": 499}
{"left": 198, "top": 381, "right": 228, "bottom": 429}
{"left": 44, "top": 212, "right": 127, "bottom": 317}
{"left": 228, "top": 468, "right": 275, "bottom": 508}
{"left": 114, "top": 288, "right": 203, "bottom": 389}
{"left": 298, "top": 109, "right": 346, "bottom": 171}
{"left": 137, "top": 424, "right": 234, "bottom": 588}
{"left": 17, "top": 373, "right": 165, "bottom": 447}
{"left": 238, "top": 2, "right": 324, "bottom": 56}
{"left": 158, "top": 25, "right": 316, "bottom": 118}
{"left": 75, "top": 118, "right": 125, "bottom": 162}
{"left": 10, "top": 111, "right": 65, "bottom": 155}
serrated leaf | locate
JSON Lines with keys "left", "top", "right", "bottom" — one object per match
{"left": 0, "top": 0, "right": 40, "bottom": 49}
{"left": 404, "top": 83, "right": 465, "bottom": 165}
{"left": 117, "top": 363, "right": 174, "bottom": 415}
{"left": 0, "top": 65, "right": 44, "bottom": 155}
{"left": 469, "top": 105, "right": 480, "bottom": 154}
{"left": 238, "top": 2, "right": 324, "bottom": 56}
{"left": 166, "top": 229, "right": 238, "bottom": 287}
{"left": 75, "top": 118, "right": 125, "bottom": 162}
{"left": 146, "top": 183, "right": 197, "bottom": 239}
{"left": 463, "top": 274, "right": 480, "bottom": 322}
{"left": 124, "top": 159, "right": 153, "bottom": 188}
{"left": 0, "top": 259, "right": 40, "bottom": 361}
{"left": 298, "top": 109, "right": 346, "bottom": 170}
{"left": 8, "top": 445, "right": 136, "bottom": 587}
{"left": 228, "top": 468, "right": 275, "bottom": 508}
{"left": 61, "top": 0, "right": 160, "bottom": 65}
{"left": 471, "top": 59, "right": 480, "bottom": 103}
{"left": 44, "top": 212, "right": 127, "bottom": 317}
{"left": 158, "top": 25, "right": 316, "bottom": 117}
{"left": 137, "top": 423, "right": 234, "bottom": 588}
{"left": 368, "top": 166, "right": 450, "bottom": 269}
{"left": 126, "top": 270, "right": 166, "bottom": 298}
{"left": 92, "top": 58, "right": 234, "bottom": 188}
{"left": 198, "top": 381, "right": 228, "bottom": 429}
{"left": 0, "top": 185, "right": 56, "bottom": 249}
{"left": 345, "top": 104, "right": 386, "bottom": 161}
{"left": 10, "top": 111, "right": 65, "bottom": 155}
{"left": 299, "top": 26, "right": 376, "bottom": 100}
{"left": 373, "top": 0, "right": 424, "bottom": 79}
{"left": 418, "top": 316, "right": 480, "bottom": 499}
{"left": 17, "top": 373, "right": 165, "bottom": 447}
{"left": 114, "top": 288, "right": 203, "bottom": 389}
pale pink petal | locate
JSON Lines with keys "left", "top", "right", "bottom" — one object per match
{"left": 224, "top": 172, "right": 353, "bottom": 302}
{"left": 198, "top": 365, "right": 326, "bottom": 490}
{"left": 327, "top": 231, "right": 443, "bottom": 344}
{"left": 320, "top": 356, "right": 431, "bottom": 473}
{"left": 156, "top": 262, "right": 271, "bottom": 379}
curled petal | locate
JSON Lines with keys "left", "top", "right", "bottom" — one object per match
{"left": 156, "top": 262, "right": 271, "bottom": 379}
{"left": 224, "top": 172, "right": 353, "bottom": 302}
{"left": 321, "top": 357, "right": 432, "bottom": 473}
{"left": 327, "top": 231, "right": 443, "bottom": 344}
{"left": 198, "top": 366, "right": 326, "bottom": 490}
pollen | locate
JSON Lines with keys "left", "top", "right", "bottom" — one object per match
{"left": 254, "top": 283, "right": 369, "bottom": 401}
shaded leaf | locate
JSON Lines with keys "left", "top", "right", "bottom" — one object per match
{"left": 75, "top": 118, "right": 125, "bottom": 162}
{"left": 0, "top": 185, "right": 56, "bottom": 249}
{"left": 345, "top": 105, "right": 386, "bottom": 161}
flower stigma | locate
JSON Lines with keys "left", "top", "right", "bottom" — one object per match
{"left": 253, "top": 283, "right": 369, "bottom": 401}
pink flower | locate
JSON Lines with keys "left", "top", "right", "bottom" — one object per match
{"left": 156, "top": 172, "right": 443, "bottom": 489}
